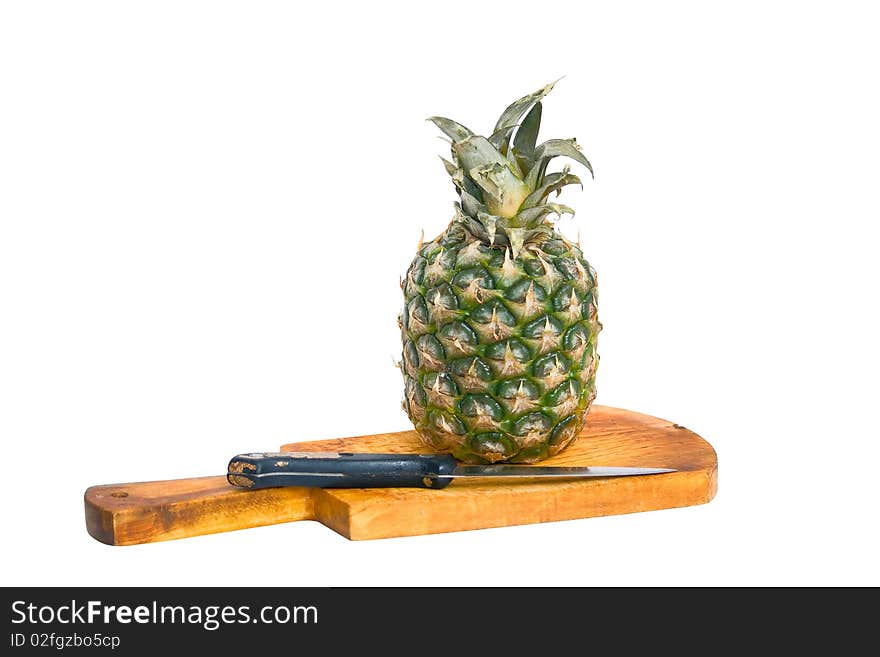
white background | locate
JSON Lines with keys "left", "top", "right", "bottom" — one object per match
{"left": 2, "top": 1, "right": 878, "bottom": 586}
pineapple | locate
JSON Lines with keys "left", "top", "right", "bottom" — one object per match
{"left": 400, "top": 81, "right": 600, "bottom": 463}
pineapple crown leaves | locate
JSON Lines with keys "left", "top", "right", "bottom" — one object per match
{"left": 428, "top": 80, "right": 592, "bottom": 257}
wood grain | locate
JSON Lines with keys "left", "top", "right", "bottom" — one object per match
{"left": 84, "top": 405, "right": 717, "bottom": 545}
{"left": 84, "top": 477, "right": 314, "bottom": 546}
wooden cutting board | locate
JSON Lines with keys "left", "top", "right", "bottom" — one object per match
{"left": 84, "top": 406, "right": 717, "bottom": 545}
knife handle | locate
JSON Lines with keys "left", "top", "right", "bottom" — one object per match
{"left": 227, "top": 452, "right": 459, "bottom": 490}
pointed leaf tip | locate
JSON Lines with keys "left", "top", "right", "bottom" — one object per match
{"left": 493, "top": 81, "right": 558, "bottom": 136}
{"left": 427, "top": 116, "right": 474, "bottom": 143}
{"left": 477, "top": 212, "right": 500, "bottom": 246}
{"left": 439, "top": 156, "right": 458, "bottom": 177}
{"left": 506, "top": 228, "right": 527, "bottom": 260}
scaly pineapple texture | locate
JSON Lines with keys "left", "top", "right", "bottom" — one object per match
{"left": 400, "top": 81, "right": 600, "bottom": 463}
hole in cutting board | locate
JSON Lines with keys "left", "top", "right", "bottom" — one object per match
{"left": 110, "top": 491, "right": 129, "bottom": 498}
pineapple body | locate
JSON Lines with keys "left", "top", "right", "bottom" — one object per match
{"left": 401, "top": 222, "right": 599, "bottom": 463}
{"left": 401, "top": 81, "right": 600, "bottom": 463}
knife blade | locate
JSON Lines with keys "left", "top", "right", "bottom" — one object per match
{"left": 227, "top": 452, "right": 676, "bottom": 489}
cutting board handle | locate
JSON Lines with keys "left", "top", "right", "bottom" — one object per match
{"left": 84, "top": 476, "right": 315, "bottom": 546}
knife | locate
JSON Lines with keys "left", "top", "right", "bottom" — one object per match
{"left": 227, "top": 451, "right": 676, "bottom": 489}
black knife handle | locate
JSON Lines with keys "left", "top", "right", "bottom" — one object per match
{"left": 227, "top": 452, "right": 458, "bottom": 490}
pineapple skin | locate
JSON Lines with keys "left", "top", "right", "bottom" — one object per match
{"left": 400, "top": 221, "right": 600, "bottom": 464}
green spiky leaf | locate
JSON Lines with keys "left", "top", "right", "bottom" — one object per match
{"left": 453, "top": 136, "right": 508, "bottom": 171}
{"left": 455, "top": 137, "right": 530, "bottom": 217}
{"left": 493, "top": 80, "right": 557, "bottom": 135}
{"left": 512, "top": 101, "right": 542, "bottom": 173}
{"left": 457, "top": 171, "right": 485, "bottom": 201}
{"left": 488, "top": 125, "right": 517, "bottom": 156}
{"left": 531, "top": 138, "right": 594, "bottom": 181}
{"left": 521, "top": 170, "right": 583, "bottom": 209}
{"left": 516, "top": 203, "right": 574, "bottom": 226}
{"left": 443, "top": 159, "right": 484, "bottom": 201}
{"left": 506, "top": 148, "right": 524, "bottom": 179}
{"left": 455, "top": 204, "right": 493, "bottom": 243}
{"left": 506, "top": 227, "right": 528, "bottom": 259}
{"left": 439, "top": 156, "right": 458, "bottom": 177}
{"left": 524, "top": 159, "right": 544, "bottom": 191}
{"left": 428, "top": 116, "right": 474, "bottom": 143}
{"left": 459, "top": 189, "right": 486, "bottom": 218}
{"left": 477, "top": 211, "right": 500, "bottom": 246}
{"left": 468, "top": 161, "right": 510, "bottom": 204}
